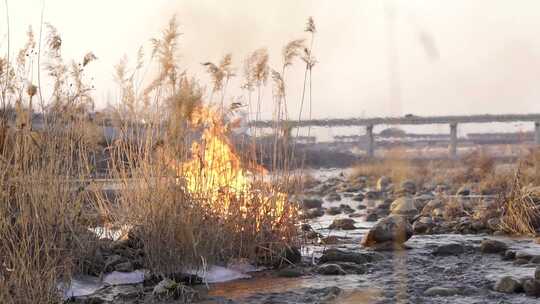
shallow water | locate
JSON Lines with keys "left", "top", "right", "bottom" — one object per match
{"left": 71, "top": 168, "right": 540, "bottom": 303}
{"left": 205, "top": 169, "right": 540, "bottom": 304}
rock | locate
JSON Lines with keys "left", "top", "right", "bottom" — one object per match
{"left": 494, "top": 276, "right": 521, "bottom": 293}
{"left": 523, "top": 278, "right": 540, "bottom": 297}
{"left": 390, "top": 197, "right": 418, "bottom": 218}
{"left": 277, "top": 267, "right": 304, "bottom": 278}
{"left": 326, "top": 192, "right": 342, "bottom": 202}
{"left": 365, "top": 212, "right": 379, "bottom": 222}
{"left": 301, "top": 223, "right": 313, "bottom": 232}
{"left": 516, "top": 251, "right": 533, "bottom": 261}
{"left": 153, "top": 278, "right": 177, "bottom": 298}
{"left": 530, "top": 256, "right": 540, "bottom": 264}
{"left": 152, "top": 279, "right": 197, "bottom": 301}
{"left": 365, "top": 190, "right": 381, "bottom": 200}
{"left": 320, "top": 236, "right": 340, "bottom": 245}
{"left": 356, "top": 204, "right": 367, "bottom": 210}
{"left": 334, "top": 262, "right": 367, "bottom": 274}
{"left": 471, "top": 220, "right": 485, "bottom": 231}
{"left": 413, "top": 217, "right": 433, "bottom": 234}
{"left": 487, "top": 218, "right": 501, "bottom": 230}
{"left": 514, "top": 258, "right": 530, "bottom": 265}
{"left": 413, "top": 194, "right": 435, "bottom": 210}
{"left": 432, "top": 208, "right": 444, "bottom": 218}
{"left": 424, "top": 287, "right": 459, "bottom": 297}
{"left": 397, "top": 180, "right": 416, "bottom": 195}
{"left": 480, "top": 239, "right": 508, "bottom": 254}
{"left": 433, "top": 243, "right": 466, "bottom": 256}
{"left": 305, "top": 231, "right": 321, "bottom": 239}
{"left": 114, "top": 261, "right": 134, "bottom": 272}
{"left": 421, "top": 199, "right": 444, "bottom": 216}
{"left": 352, "top": 193, "right": 365, "bottom": 202}
{"left": 326, "top": 206, "right": 342, "bottom": 215}
{"left": 536, "top": 266, "right": 540, "bottom": 280}
{"left": 302, "top": 208, "right": 324, "bottom": 219}
{"left": 362, "top": 215, "right": 413, "bottom": 248}
{"left": 339, "top": 204, "right": 355, "bottom": 214}
{"left": 328, "top": 218, "right": 356, "bottom": 230}
{"left": 104, "top": 254, "right": 124, "bottom": 272}
{"left": 319, "top": 248, "right": 383, "bottom": 265}
{"left": 301, "top": 197, "right": 323, "bottom": 209}
{"left": 315, "top": 264, "right": 347, "bottom": 275}
{"left": 303, "top": 286, "right": 342, "bottom": 302}
{"left": 456, "top": 186, "right": 471, "bottom": 196}
{"left": 502, "top": 250, "right": 516, "bottom": 261}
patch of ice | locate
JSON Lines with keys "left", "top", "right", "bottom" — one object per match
{"left": 227, "top": 259, "right": 265, "bottom": 273}
{"left": 103, "top": 270, "right": 146, "bottom": 285}
{"left": 61, "top": 275, "right": 103, "bottom": 298}
{"left": 188, "top": 265, "right": 251, "bottom": 283}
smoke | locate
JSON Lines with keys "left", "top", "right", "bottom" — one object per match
{"left": 2, "top": 0, "right": 540, "bottom": 121}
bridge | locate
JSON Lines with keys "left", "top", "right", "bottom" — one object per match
{"left": 249, "top": 114, "right": 540, "bottom": 158}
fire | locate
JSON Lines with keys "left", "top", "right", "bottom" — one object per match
{"left": 170, "top": 106, "right": 296, "bottom": 229}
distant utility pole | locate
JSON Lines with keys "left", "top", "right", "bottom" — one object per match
{"left": 384, "top": 0, "right": 402, "bottom": 117}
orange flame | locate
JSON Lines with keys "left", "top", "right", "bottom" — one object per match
{"left": 171, "top": 106, "right": 295, "bottom": 230}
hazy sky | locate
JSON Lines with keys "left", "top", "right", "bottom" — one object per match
{"left": 3, "top": 0, "right": 540, "bottom": 122}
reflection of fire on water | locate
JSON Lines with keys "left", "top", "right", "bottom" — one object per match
{"left": 169, "top": 106, "right": 296, "bottom": 231}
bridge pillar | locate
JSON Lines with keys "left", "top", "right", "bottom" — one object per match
{"left": 449, "top": 123, "right": 458, "bottom": 158}
{"left": 535, "top": 122, "right": 540, "bottom": 146}
{"left": 366, "top": 124, "right": 375, "bottom": 158}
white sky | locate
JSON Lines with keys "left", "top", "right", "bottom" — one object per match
{"left": 2, "top": 0, "right": 540, "bottom": 128}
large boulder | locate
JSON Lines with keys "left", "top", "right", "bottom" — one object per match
{"left": 523, "top": 278, "right": 540, "bottom": 297}
{"left": 494, "top": 276, "right": 521, "bottom": 294}
{"left": 390, "top": 197, "right": 418, "bottom": 218}
{"left": 362, "top": 215, "right": 413, "bottom": 248}
{"left": 480, "top": 239, "right": 508, "bottom": 254}
{"left": 319, "top": 248, "right": 383, "bottom": 264}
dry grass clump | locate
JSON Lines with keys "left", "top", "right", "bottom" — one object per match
{"left": 499, "top": 167, "right": 540, "bottom": 235}
{"left": 351, "top": 148, "right": 430, "bottom": 186}
{"left": 450, "top": 149, "right": 495, "bottom": 185}
{"left": 1, "top": 13, "right": 310, "bottom": 302}
{"left": 107, "top": 16, "right": 301, "bottom": 275}
{"left": 0, "top": 25, "right": 104, "bottom": 303}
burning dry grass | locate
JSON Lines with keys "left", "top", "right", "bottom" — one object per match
{"left": 1, "top": 13, "right": 305, "bottom": 303}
